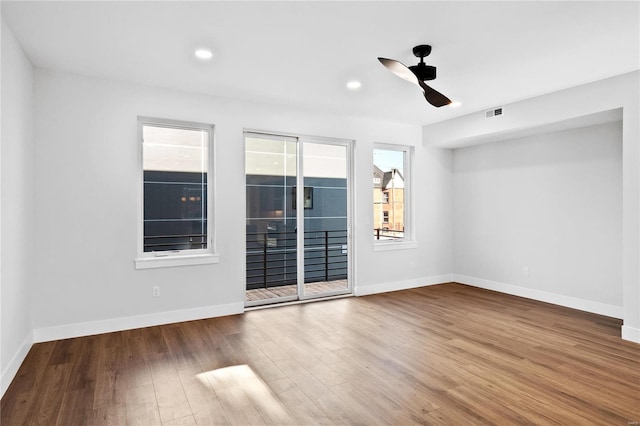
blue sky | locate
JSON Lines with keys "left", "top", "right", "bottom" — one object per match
{"left": 374, "top": 149, "right": 404, "bottom": 172}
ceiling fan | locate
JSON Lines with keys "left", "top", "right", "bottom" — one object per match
{"left": 378, "top": 44, "right": 452, "bottom": 108}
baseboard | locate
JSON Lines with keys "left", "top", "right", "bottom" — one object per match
{"left": 621, "top": 325, "right": 640, "bottom": 343}
{"left": 355, "top": 274, "right": 454, "bottom": 297}
{"left": 454, "top": 274, "right": 624, "bottom": 319}
{"left": 1, "top": 330, "right": 34, "bottom": 398}
{"left": 32, "top": 302, "right": 245, "bottom": 343}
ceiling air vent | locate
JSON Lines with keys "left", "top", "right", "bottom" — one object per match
{"left": 485, "top": 107, "right": 504, "bottom": 119}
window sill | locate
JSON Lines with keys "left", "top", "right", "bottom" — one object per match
{"left": 373, "top": 240, "right": 417, "bottom": 251}
{"left": 134, "top": 253, "right": 220, "bottom": 270}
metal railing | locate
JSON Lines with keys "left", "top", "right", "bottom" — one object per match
{"left": 246, "top": 229, "right": 348, "bottom": 290}
{"left": 374, "top": 228, "right": 404, "bottom": 240}
{"left": 144, "top": 233, "right": 207, "bottom": 252}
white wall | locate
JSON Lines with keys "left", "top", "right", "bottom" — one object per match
{"left": 356, "top": 144, "right": 453, "bottom": 295}
{"left": 32, "top": 69, "right": 452, "bottom": 340}
{"left": 425, "top": 71, "right": 639, "bottom": 342}
{"left": 453, "top": 122, "right": 622, "bottom": 316}
{"left": 1, "top": 19, "right": 35, "bottom": 395}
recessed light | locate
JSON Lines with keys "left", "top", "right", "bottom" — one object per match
{"left": 194, "top": 48, "right": 213, "bottom": 60}
{"left": 346, "top": 80, "right": 362, "bottom": 90}
{"left": 449, "top": 101, "right": 462, "bottom": 108}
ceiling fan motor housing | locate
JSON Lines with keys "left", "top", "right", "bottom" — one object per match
{"left": 409, "top": 63, "right": 437, "bottom": 81}
{"left": 410, "top": 45, "right": 437, "bottom": 81}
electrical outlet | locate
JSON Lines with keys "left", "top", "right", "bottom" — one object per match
{"left": 523, "top": 267, "right": 529, "bottom": 277}
{"left": 152, "top": 286, "right": 160, "bottom": 298}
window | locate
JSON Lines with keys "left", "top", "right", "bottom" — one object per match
{"left": 135, "top": 117, "right": 217, "bottom": 269}
{"left": 373, "top": 144, "right": 412, "bottom": 246}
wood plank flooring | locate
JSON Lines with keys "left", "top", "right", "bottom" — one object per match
{"left": 2, "top": 283, "right": 639, "bottom": 425}
{"left": 246, "top": 280, "right": 348, "bottom": 302}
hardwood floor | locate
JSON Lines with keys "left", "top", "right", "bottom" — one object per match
{"left": 246, "top": 280, "right": 349, "bottom": 302}
{"left": 2, "top": 283, "right": 639, "bottom": 425}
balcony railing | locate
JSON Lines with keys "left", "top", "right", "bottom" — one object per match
{"left": 143, "top": 233, "right": 207, "bottom": 252}
{"left": 374, "top": 228, "right": 404, "bottom": 240}
{"left": 246, "top": 230, "right": 347, "bottom": 290}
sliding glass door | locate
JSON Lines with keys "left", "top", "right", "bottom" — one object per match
{"left": 245, "top": 133, "right": 351, "bottom": 306}
{"left": 300, "top": 140, "right": 350, "bottom": 299}
{"left": 245, "top": 134, "right": 299, "bottom": 305}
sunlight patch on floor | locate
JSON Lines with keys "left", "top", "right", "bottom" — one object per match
{"left": 196, "top": 364, "right": 292, "bottom": 422}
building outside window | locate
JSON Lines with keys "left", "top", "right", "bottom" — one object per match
{"left": 373, "top": 145, "right": 411, "bottom": 242}
{"left": 136, "top": 117, "right": 216, "bottom": 268}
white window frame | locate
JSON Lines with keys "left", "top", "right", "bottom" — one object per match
{"left": 373, "top": 143, "right": 416, "bottom": 251}
{"left": 134, "top": 116, "right": 219, "bottom": 269}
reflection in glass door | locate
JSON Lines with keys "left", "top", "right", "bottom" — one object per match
{"left": 300, "top": 140, "right": 350, "bottom": 299}
{"left": 245, "top": 133, "right": 351, "bottom": 306}
{"left": 245, "top": 134, "right": 298, "bottom": 306}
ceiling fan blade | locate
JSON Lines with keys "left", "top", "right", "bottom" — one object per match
{"left": 378, "top": 57, "right": 419, "bottom": 86}
{"left": 418, "top": 80, "right": 452, "bottom": 107}
{"left": 379, "top": 56, "right": 451, "bottom": 107}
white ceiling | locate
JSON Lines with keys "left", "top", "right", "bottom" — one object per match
{"left": 2, "top": 1, "right": 638, "bottom": 126}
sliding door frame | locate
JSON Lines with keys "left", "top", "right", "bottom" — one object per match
{"left": 244, "top": 130, "right": 354, "bottom": 306}
{"left": 297, "top": 136, "right": 354, "bottom": 301}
